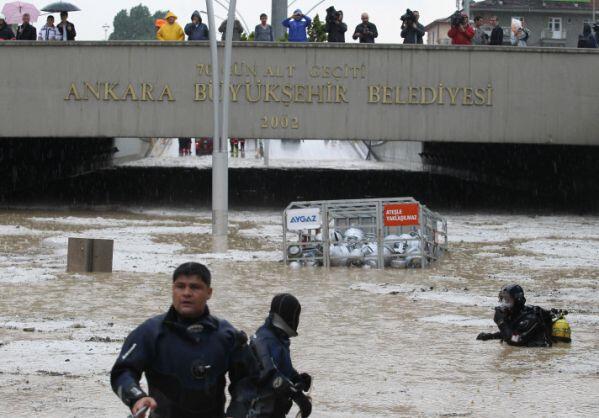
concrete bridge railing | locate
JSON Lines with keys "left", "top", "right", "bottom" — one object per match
{"left": 1, "top": 42, "right": 598, "bottom": 145}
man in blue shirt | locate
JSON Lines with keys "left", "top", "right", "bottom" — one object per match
{"left": 283, "top": 9, "right": 311, "bottom": 42}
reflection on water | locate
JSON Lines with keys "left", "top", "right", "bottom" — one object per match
{"left": 0, "top": 209, "right": 598, "bottom": 417}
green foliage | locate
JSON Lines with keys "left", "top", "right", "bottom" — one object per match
{"left": 240, "top": 31, "right": 255, "bottom": 41}
{"left": 308, "top": 14, "right": 326, "bottom": 42}
{"left": 277, "top": 32, "right": 289, "bottom": 42}
{"left": 153, "top": 10, "right": 168, "bottom": 21}
{"left": 109, "top": 4, "right": 168, "bottom": 40}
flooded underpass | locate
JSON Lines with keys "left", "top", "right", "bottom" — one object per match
{"left": 0, "top": 208, "right": 598, "bottom": 417}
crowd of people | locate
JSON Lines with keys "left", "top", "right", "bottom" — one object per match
{"left": 150, "top": 8, "right": 599, "bottom": 49}
{"left": 2, "top": 6, "right": 598, "bottom": 49}
{"left": 0, "top": 11, "right": 76, "bottom": 41}
{"left": 447, "top": 13, "right": 527, "bottom": 47}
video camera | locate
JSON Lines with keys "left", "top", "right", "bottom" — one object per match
{"left": 326, "top": 6, "right": 341, "bottom": 24}
{"left": 450, "top": 10, "right": 465, "bottom": 27}
{"left": 593, "top": 22, "right": 599, "bottom": 33}
{"left": 401, "top": 9, "right": 416, "bottom": 24}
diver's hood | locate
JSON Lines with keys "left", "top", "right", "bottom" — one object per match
{"left": 271, "top": 312, "right": 298, "bottom": 338}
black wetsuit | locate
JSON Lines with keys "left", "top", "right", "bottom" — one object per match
{"left": 111, "top": 306, "right": 255, "bottom": 418}
{"left": 480, "top": 305, "right": 553, "bottom": 347}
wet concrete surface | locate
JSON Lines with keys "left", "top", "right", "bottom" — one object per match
{"left": 0, "top": 208, "right": 598, "bottom": 417}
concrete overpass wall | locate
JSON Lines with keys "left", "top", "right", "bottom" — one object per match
{"left": 0, "top": 42, "right": 598, "bottom": 145}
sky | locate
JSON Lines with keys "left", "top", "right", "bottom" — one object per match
{"left": 23, "top": 0, "right": 458, "bottom": 42}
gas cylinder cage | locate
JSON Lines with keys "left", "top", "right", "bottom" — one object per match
{"left": 283, "top": 197, "right": 448, "bottom": 269}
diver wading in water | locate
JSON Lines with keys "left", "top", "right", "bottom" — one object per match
{"left": 246, "top": 294, "right": 312, "bottom": 418}
{"left": 477, "top": 284, "right": 571, "bottom": 347}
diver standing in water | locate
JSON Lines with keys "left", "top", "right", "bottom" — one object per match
{"left": 477, "top": 284, "right": 570, "bottom": 347}
{"left": 247, "top": 293, "right": 312, "bottom": 417}
{"left": 110, "top": 262, "right": 255, "bottom": 418}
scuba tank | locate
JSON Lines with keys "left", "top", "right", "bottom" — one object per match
{"left": 551, "top": 310, "right": 572, "bottom": 343}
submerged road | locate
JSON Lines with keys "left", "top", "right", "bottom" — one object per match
{"left": 0, "top": 209, "right": 598, "bottom": 417}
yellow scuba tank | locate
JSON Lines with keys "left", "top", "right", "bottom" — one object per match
{"left": 552, "top": 314, "right": 572, "bottom": 343}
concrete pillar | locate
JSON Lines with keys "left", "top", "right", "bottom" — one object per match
{"left": 67, "top": 238, "right": 114, "bottom": 273}
{"left": 272, "top": 0, "right": 288, "bottom": 41}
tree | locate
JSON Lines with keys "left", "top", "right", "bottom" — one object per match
{"left": 240, "top": 32, "right": 255, "bottom": 41}
{"left": 109, "top": 4, "right": 168, "bottom": 40}
{"left": 308, "top": 14, "right": 326, "bottom": 42}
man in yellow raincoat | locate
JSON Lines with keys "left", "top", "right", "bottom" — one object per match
{"left": 157, "top": 11, "right": 184, "bottom": 41}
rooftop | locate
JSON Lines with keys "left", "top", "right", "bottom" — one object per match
{"left": 471, "top": 0, "right": 595, "bottom": 11}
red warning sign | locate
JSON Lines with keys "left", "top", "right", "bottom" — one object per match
{"left": 383, "top": 203, "right": 420, "bottom": 226}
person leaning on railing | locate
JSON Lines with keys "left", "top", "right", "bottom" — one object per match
{"left": 57, "top": 11, "right": 76, "bottom": 41}
{"left": 38, "top": 15, "right": 60, "bottom": 41}
{"left": 578, "top": 23, "right": 597, "bottom": 48}
{"left": 0, "top": 13, "right": 16, "bottom": 40}
{"left": 255, "top": 13, "right": 274, "bottom": 42}
{"left": 185, "top": 10, "right": 209, "bottom": 41}
{"left": 16, "top": 13, "right": 37, "bottom": 40}
{"left": 489, "top": 16, "right": 504, "bottom": 45}
{"left": 352, "top": 12, "right": 378, "bottom": 44}
{"left": 157, "top": 11, "right": 184, "bottom": 41}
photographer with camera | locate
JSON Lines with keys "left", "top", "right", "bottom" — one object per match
{"left": 352, "top": 12, "right": 378, "bottom": 44}
{"left": 326, "top": 7, "right": 347, "bottom": 43}
{"left": 400, "top": 9, "right": 424, "bottom": 44}
{"left": 447, "top": 11, "right": 474, "bottom": 45}
{"left": 283, "top": 9, "right": 311, "bottom": 43}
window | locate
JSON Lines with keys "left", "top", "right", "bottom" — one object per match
{"left": 548, "top": 17, "right": 562, "bottom": 32}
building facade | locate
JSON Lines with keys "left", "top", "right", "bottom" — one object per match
{"left": 426, "top": 0, "right": 596, "bottom": 47}
{"left": 424, "top": 17, "right": 452, "bottom": 45}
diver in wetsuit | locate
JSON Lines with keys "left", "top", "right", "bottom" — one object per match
{"left": 477, "top": 284, "right": 554, "bottom": 347}
{"left": 247, "top": 293, "right": 312, "bottom": 418}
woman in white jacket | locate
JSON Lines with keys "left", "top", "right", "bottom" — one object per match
{"left": 38, "top": 15, "right": 59, "bottom": 40}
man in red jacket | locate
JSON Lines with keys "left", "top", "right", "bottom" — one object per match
{"left": 448, "top": 12, "right": 474, "bottom": 45}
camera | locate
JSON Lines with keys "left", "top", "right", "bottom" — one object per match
{"left": 450, "top": 10, "right": 464, "bottom": 27}
{"left": 401, "top": 9, "right": 416, "bottom": 24}
{"left": 593, "top": 22, "right": 599, "bottom": 33}
{"left": 326, "top": 6, "right": 341, "bottom": 24}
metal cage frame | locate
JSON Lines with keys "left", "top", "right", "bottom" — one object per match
{"left": 283, "top": 197, "right": 447, "bottom": 269}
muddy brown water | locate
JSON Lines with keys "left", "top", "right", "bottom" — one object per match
{"left": 0, "top": 209, "right": 598, "bottom": 417}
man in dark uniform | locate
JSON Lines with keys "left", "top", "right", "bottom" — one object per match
{"left": 477, "top": 284, "right": 553, "bottom": 347}
{"left": 110, "top": 262, "right": 254, "bottom": 418}
{"left": 248, "top": 294, "right": 312, "bottom": 418}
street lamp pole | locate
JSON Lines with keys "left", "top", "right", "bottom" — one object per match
{"left": 102, "top": 23, "right": 110, "bottom": 40}
{"left": 272, "top": 0, "right": 287, "bottom": 41}
{"left": 206, "top": 0, "right": 226, "bottom": 251}
{"left": 214, "top": 0, "right": 250, "bottom": 35}
{"left": 305, "top": 0, "right": 327, "bottom": 17}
